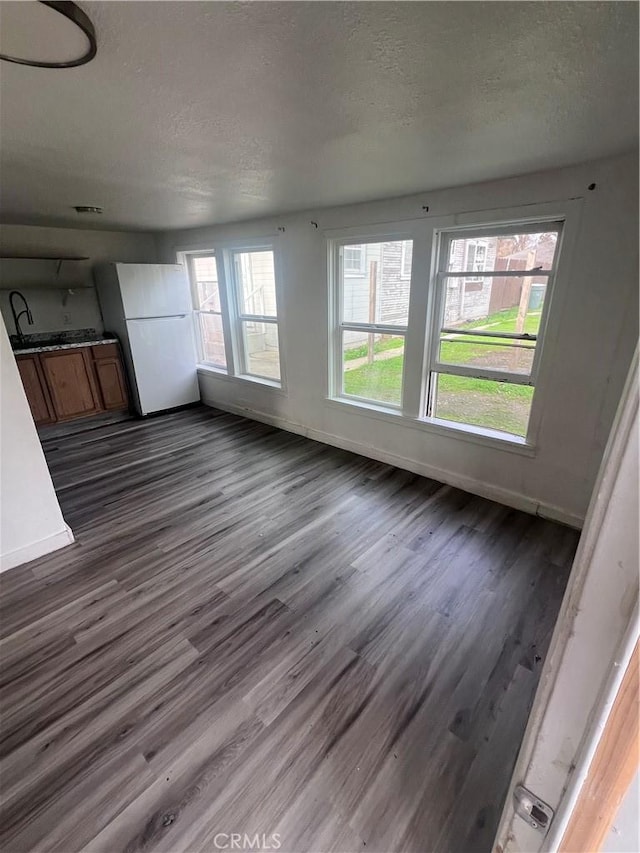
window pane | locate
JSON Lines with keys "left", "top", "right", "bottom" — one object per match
{"left": 242, "top": 321, "right": 280, "bottom": 381}
{"left": 192, "top": 256, "right": 221, "bottom": 311}
{"left": 198, "top": 312, "right": 226, "bottom": 368}
{"left": 442, "top": 275, "right": 548, "bottom": 336}
{"left": 344, "top": 245, "right": 364, "bottom": 275}
{"left": 438, "top": 334, "right": 535, "bottom": 375}
{"left": 342, "top": 331, "right": 404, "bottom": 406}
{"left": 234, "top": 250, "right": 277, "bottom": 317}
{"left": 432, "top": 374, "right": 534, "bottom": 438}
{"left": 342, "top": 240, "right": 412, "bottom": 326}
{"left": 447, "top": 231, "right": 559, "bottom": 274}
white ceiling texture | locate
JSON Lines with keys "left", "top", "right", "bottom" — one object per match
{"left": 0, "top": 1, "right": 637, "bottom": 231}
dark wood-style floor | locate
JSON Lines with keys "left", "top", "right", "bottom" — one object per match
{"left": 0, "top": 406, "right": 578, "bottom": 853}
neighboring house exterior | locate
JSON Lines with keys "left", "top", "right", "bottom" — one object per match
{"left": 444, "top": 233, "right": 556, "bottom": 326}
{"left": 343, "top": 232, "right": 555, "bottom": 340}
{"left": 342, "top": 241, "right": 412, "bottom": 328}
{"left": 444, "top": 237, "right": 499, "bottom": 325}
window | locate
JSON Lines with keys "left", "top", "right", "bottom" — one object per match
{"left": 185, "top": 243, "right": 283, "bottom": 387}
{"left": 343, "top": 245, "right": 366, "bottom": 276}
{"left": 188, "top": 253, "right": 227, "bottom": 369}
{"left": 400, "top": 241, "right": 413, "bottom": 278}
{"left": 334, "top": 239, "right": 412, "bottom": 407}
{"left": 464, "top": 240, "right": 488, "bottom": 280}
{"left": 329, "top": 212, "right": 566, "bottom": 447}
{"left": 229, "top": 248, "right": 281, "bottom": 382}
{"left": 426, "top": 223, "right": 562, "bottom": 438}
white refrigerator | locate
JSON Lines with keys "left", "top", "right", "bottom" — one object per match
{"left": 95, "top": 263, "right": 200, "bottom": 416}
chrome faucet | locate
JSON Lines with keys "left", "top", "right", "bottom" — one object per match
{"left": 9, "top": 291, "right": 34, "bottom": 340}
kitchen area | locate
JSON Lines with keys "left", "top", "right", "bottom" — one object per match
{"left": 10, "top": 317, "right": 129, "bottom": 428}
{"left": 1, "top": 228, "right": 201, "bottom": 433}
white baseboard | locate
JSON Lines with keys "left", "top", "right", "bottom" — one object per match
{"left": 535, "top": 502, "right": 584, "bottom": 529}
{"left": 203, "top": 397, "right": 584, "bottom": 529}
{"left": 0, "top": 524, "right": 75, "bottom": 573}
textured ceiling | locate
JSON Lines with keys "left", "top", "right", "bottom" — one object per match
{"left": 0, "top": 1, "right": 637, "bottom": 231}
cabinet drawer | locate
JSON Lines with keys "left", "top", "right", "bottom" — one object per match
{"left": 92, "top": 343, "right": 119, "bottom": 359}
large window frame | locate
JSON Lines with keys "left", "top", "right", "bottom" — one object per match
{"left": 226, "top": 246, "right": 283, "bottom": 384}
{"left": 429, "top": 220, "right": 561, "bottom": 384}
{"left": 328, "top": 202, "right": 578, "bottom": 451}
{"left": 424, "top": 219, "right": 563, "bottom": 439}
{"left": 330, "top": 234, "right": 413, "bottom": 410}
{"left": 186, "top": 251, "right": 229, "bottom": 370}
{"left": 182, "top": 239, "right": 285, "bottom": 390}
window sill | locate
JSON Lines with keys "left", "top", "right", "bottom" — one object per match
{"left": 419, "top": 416, "right": 535, "bottom": 455}
{"left": 326, "top": 396, "right": 536, "bottom": 456}
{"left": 197, "top": 365, "right": 286, "bottom": 394}
{"left": 197, "top": 363, "right": 228, "bottom": 376}
{"left": 326, "top": 396, "right": 403, "bottom": 419}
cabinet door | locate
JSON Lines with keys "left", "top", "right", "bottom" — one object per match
{"left": 16, "top": 355, "right": 56, "bottom": 425}
{"left": 92, "top": 350, "right": 129, "bottom": 410}
{"left": 39, "top": 348, "right": 103, "bottom": 421}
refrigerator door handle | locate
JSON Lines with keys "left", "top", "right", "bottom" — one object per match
{"left": 128, "top": 313, "right": 190, "bottom": 320}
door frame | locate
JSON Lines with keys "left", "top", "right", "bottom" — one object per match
{"left": 494, "top": 345, "right": 639, "bottom": 852}
{"left": 559, "top": 640, "right": 639, "bottom": 851}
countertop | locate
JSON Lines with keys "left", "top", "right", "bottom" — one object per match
{"left": 11, "top": 329, "right": 119, "bottom": 355}
{"left": 13, "top": 338, "right": 119, "bottom": 355}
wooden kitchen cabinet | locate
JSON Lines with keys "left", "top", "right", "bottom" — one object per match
{"left": 39, "top": 348, "right": 103, "bottom": 421}
{"left": 16, "top": 355, "right": 56, "bottom": 426}
{"left": 16, "top": 342, "right": 129, "bottom": 426}
{"left": 91, "top": 344, "right": 129, "bottom": 411}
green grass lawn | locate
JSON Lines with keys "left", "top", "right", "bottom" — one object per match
{"left": 440, "top": 307, "right": 541, "bottom": 367}
{"left": 435, "top": 375, "right": 533, "bottom": 436}
{"left": 459, "top": 305, "right": 541, "bottom": 335}
{"left": 344, "top": 336, "right": 404, "bottom": 361}
{"left": 344, "top": 355, "right": 405, "bottom": 405}
{"left": 342, "top": 306, "right": 539, "bottom": 435}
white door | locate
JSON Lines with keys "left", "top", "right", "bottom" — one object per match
{"left": 126, "top": 316, "right": 199, "bottom": 415}
{"left": 118, "top": 264, "right": 192, "bottom": 319}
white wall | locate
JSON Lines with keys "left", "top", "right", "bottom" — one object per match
{"left": 0, "top": 224, "right": 158, "bottom": 335}
{"left": 158, "top": 152, "right": 638, "bottom": 526}
{"left": 602, "top": 772, "right": 640, "bottom": 853}
{"left": 0, "top": 315, "right": 73, "bottom": 572}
